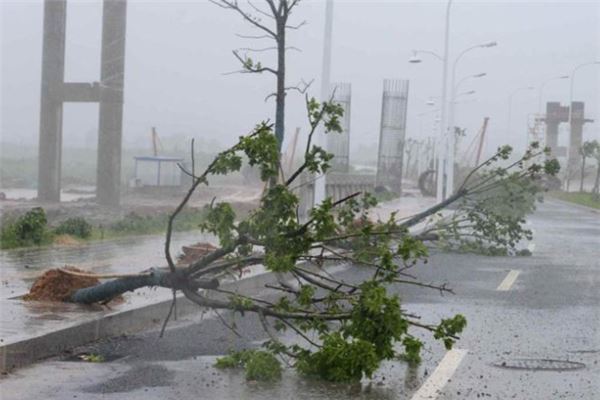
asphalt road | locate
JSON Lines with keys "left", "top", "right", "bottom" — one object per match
{"left": 1, "top": 199, "right": 598, "bottom": 399}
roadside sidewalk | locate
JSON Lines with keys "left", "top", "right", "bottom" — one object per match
{"left": 0, "top": 193, "right": 435, "bottom": 372}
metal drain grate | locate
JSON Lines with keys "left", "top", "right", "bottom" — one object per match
{"left": 493, "top": 358, "right": 585, "bottom": 371}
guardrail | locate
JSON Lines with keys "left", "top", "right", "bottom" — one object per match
{"left": 296, "top": 172, "right": 376, "bottom": 220}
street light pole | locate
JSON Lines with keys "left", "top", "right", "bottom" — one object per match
{"left": 446, "top": 70, "right": 487, "bottom": 196}
{"left": 568, "top": 61, "right": 599, "bottom": 127}
{"left": 314, "top": 0, "right": 334, "bottom": 207}
{"left": 436, "top": 0, "right": 453, "bottom": 203}
{"left": 447, "top": 43, "right": 495, "bottom": 136}
{"left": 538, "top": 75, "right": 569, "bottom": 115}
{"left": 506, "top": 86, "right": 534, "bottom": 151}
{"left": 445, "top": 42, "right": 495, "bottom": 197}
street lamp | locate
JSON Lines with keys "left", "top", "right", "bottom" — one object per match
{"left": 454, "top": 73, "right": 486, "bottom": 94}
{"left": 314, "top": 0, "right": 334, "bottom": 207}
{"left": 568, "top": 61, "right": 600, "bottom": 126}
{"left": 446, "top": 70, "right": 487, "bottom": 195}
{"left": 407, "top": 3, "right": 451, "bottom": 202}
{"left": 506, "top": 86, "right": 535, "bottom": 150}
{"left": 454, "top": 89, "right": 476, "bottom": 100}
{"left": 409, "top": 49, "right": 443, "bottom": 63}
{"left": 436, "top": 0, "right": 453, "bottom": 202}
{"left": 409, "top": 3, "right": 495, "bottom": 200}
{"left": 538, "top": 75, "right": 569, "bottom": 115}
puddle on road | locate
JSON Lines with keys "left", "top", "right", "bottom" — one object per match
{"left": 83, "top": 364, "right": 175, "bottom": 393}
{"left": 0, "top": 230, "right": 214, "bottom": 299}
{"left": 137, "top": 355, "right": 433, "bottom": 400}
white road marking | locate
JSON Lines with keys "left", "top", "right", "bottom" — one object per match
{"left": 496, "top": 269, "right": 521, "bottom": 291}
{"left": 410, "top": 349, "right": 468, "bottom": 400}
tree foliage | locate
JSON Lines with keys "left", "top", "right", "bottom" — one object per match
{"left": 66, "top": 94, "right": 557, "bottom": 382}
{"left": 422, "top": 143, "right": 560, "bottom": 255}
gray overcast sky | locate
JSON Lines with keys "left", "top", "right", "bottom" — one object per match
{"left": 1, "top": 0, "right": 599, "bottom": 159}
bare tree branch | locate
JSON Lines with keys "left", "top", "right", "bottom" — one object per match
{"left": 209, "top": 0, "right": 277, "bottom": 38}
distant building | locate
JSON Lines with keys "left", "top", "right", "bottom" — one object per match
{"left": 132, "top": 156, "right": 184, "bottom": 187}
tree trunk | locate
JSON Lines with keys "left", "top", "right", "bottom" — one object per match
{"left": 580, "top": 156, "right": 586, "bottom": 192}
{"left": 70, "top": 270, "right": 218, "bottom": 304}
{"left": 274, "top": 22, "right": 286, "bottom": 152}
{"left": 71, "top": 274, "right": 165, "bottom": 304}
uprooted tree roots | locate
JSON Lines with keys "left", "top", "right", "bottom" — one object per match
{"left": 24, "top": 267, "right": 100, "bottom": 302}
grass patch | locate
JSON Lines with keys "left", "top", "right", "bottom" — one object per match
{"left": 1, "top": 207, "right": 209, "bottom": 249}
{"left": 548, "top": 191, "right": 600, "bottom": 209}
{"left": 90, "top": 208, "right": 209, "bottom": 241}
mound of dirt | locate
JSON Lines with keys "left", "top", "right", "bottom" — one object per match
{"left": 177, "top": 242, "right": 217, "bottom": 265}
{"left": 23, "top": 267, "right": 100, "bottom": 302}
{"left": 53, "top": 234, "right": 80, "bottom": 246}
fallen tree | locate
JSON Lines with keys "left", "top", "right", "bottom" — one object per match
{"left": 27, "top": 0, "right": 560, "bottom": 381}
{"left": 38, "top": 102, "right": 557, "bottom": 381}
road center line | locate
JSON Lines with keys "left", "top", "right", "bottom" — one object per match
{"left": 496, "top": 269, "right": 520, "bottom": 291}
{"left": 410, "top": 348, "right": 468, "bottom": 400}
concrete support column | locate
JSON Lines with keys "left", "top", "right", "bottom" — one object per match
{"left": 567, "top": 102, "right": 593, "bottom": 181}
{"left": 543, "top": 102, "right": 568, "bottom": 159}
{"left": 545, "top": 122, "right": 560, "bottom": 158}
{"left": 37, "top": 0, "right": 67, "bottom": 202}
{"left": 97, "top": 0, "right": 127, "bottom": 207}
{"left": 568, "top": 121, "right": 583, "bottom": 174}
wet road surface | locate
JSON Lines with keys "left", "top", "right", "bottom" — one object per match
{"left": 0, "top": 230, "right": 215, "bottom": 299}
{"left": 1, "top": 200, "right": 598, "bottom": 399}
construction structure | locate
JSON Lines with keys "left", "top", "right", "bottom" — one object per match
{"left": 528, "top": 101, "right": 593, "bottom": 188}
{"left": 132, "top": 156, "right": 184, "bottom": 188}
{"left": 37, "top": 0, "right": 127, "bottom": 206}
{"left": 566, "top": 102, "right": 593, "bottom": 182}
{"left": 538, "top": 102, "right": 593, "bottom": 160}
{"left": 376, "top": 79, "right": 410, "bottom": 193}
{"left": 327, "top": 83, "right": 352, "bottom": 172}
{"left": 542, "top": 102, "right": 570, "bottom": 158}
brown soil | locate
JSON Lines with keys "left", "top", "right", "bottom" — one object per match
{"left": 177, "top": 242, "right": 218, "bottom": 265}
{"left": 53, "top": 234, "right": 80, "bottom": 246}
{"left": 23, "top": 267, "right": 100, "bottom": 302}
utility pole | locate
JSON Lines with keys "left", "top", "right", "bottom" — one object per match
{"left": 314, "top": 0, "right": 334, "bottom": 206}
{"left": 436, "top": 0, "right": 453, "bottom": 202}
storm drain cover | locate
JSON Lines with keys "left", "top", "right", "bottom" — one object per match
{"left": 493, "top": 358, "right": 585, "bottom": 371}
{"left": 64, "top": 352, "right": 125, "bottom": 363}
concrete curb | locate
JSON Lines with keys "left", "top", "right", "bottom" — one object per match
{"left": 0, "top": 267, "right": 284, "bottom": 373}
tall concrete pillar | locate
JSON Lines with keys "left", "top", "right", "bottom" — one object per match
{"left": 544, "top": 102, "right": 568, "bottom": 158}
{"left": 96, "top": 0, "right": 127, "bottom": 207}
{"left": 567, "top": 102, "right": 593, "bottom": 179}
{"left": 37, "top": 0, "right": 67, "bottom": 202}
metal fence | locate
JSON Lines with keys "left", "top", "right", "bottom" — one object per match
{"left": 376, "top": 79, "right": 410, "bottom": 192}
{"left": 327, "top": 82, "right": 352, "bottom": 172}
